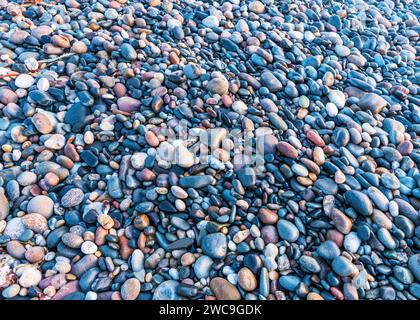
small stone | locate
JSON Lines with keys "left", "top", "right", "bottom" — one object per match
{"left": 27, "top": 195, "right": 54, "bottom": 218}
{"left": 344, "top": 190, "right": 373, "bottom": 216}
{"left": 335, "top": 45, "right": 351, "bottom": 57}
{"left": 343, "top": 232, "right": 361, "bottom": 253}
{"left": 121, "top": 278, "right": 141, "bottom": 300}
{"left": 201, "top": 233, "right": 227, "bottom": 259}
{"left": 328, "top": 90, "right": 346, "bottom": 108}
{"left": 0, "top": 192, "right": 10, "bottom": 220}
{"left": 22, "top": 213, "right": 48, "bottom": 233}
{"left": 202, "top": 15, "right": 219, "bottom": 28}
{"left": 153, "top": 280, "right": 183, "bottom": 300}
{"left": 193, "top": 256, "right": 213, "bottom": 279}
{"left": 277, "top": 219, "right": 300, "bottom": 242}
{"left": 408, "top": 255, "right": 420, "bottom": 282}
{"left": 317, "top": 240, "right": 341, "bottom": 260}
{"left": 44, "top": 134, "right": 66, "bottom": 150}
{"left": 25, "top": 246, "right": 45, "bottom": 263}
{"left": 71, "top": 41, "right": 88, "bottom": 54}
{"left": 237, "top": 267, "right": 257, "bottom": 291}
{"left": 210, "top": 277, "right": 241, "bottom": 300}
{"left": 276, "top": 141, "right": 298, "bottom": 159}
{"left": 81, "top": 241, "right": 98, "bottom": 255}
{"left": 97, "top": 214, "right": 114, "bottom": 230}
{"left": 32, "top": 112, "right": 55, "bottom": 134}
{"left": 18, "top": 266, "right": 42, "bottom": 288}
{"left": 61, "top": 188, "right": 84, "bottom": 208}
{"left": 0, "top": 88, "right": 18, "bottom": 104}
{"left": 359, "top": 93, "right": 387, "bottom": 114}
{"left": 174, "top": 145, "right": 195, "bottom": 168}
{"left": 120, "top": 43, "right": 137, "bottom": 60}
{"left": 393, "top": 266, "right": 413, "bottom": 285}
{"left": 207, "top": 76, "right": 229, "bottom": 95}
{"left": 299, "top": 255, "right": 321, "bottom": 273}
{"left": 17, "top": 172, "right": 37, "bottom": 186}
{"left": 331, "top": 209, "right": 353, "bottom": 234}
{"left": 62, "top": 232, "right": 84, "bottom": 249}
{"left": 15, "top": 74, "right": 35, "bottom": 89}
{"left": 2, "top": 284, "right": 20, "bottom": 299}
{"left": 7, "top": 240, "right": 26, "bottom": 259}
{"left": 332, "top": 256, "right": 356, "bottom": 277}
{"left": 249, "top": 1, "right": 265, "bottom": 13}
{"left": 3, "top": 218, "right": 25, "bottom": 240}
{"left": 117, "top": 97, "right": 141, "bottom": 112}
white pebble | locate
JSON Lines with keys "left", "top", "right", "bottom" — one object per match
{"left": 81, "top": 241, "right": 98, "bottom": 255}
{"left": 15, "top": 74, "right": 35, "bottom": 89}
{"left": 326, "top": 102, "right": 338, "bottom": 117}
{"left": 37, "top": 78, "right": 50, "bottom": 91}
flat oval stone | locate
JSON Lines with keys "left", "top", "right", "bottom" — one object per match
{"left": 261, "top": 71, "right": 282, "bottom": 92}
{"left": 344, "top": 190, "right": 373, "bottom": 216}
{"left": 367, "top": 187, "right": 389, "bottom": 212}
{"left": 408, "top": 255, "right": 420, "bottom": 282}
{"left": 377, "top": 228, "right": 397, "bottom": 249}
{"left": 317, "top": 240, "right": 341, "bottom": 260}
{"left": 237, "top": 267, "right": 257, "bottom": 291}
{"left": 331, "top": 209, "right": 352, "bottom": 234}
{"left": 393, "top": 266, "right": 413, "bottom": 285}
{"left": 210, "top": 277, "right": 241, "bottom": 300}
{"left": 0, "top": 192, "right": 10, "bottom": 220}
{"left": 206, "top": 77, "right": 229, "bottom": 95}
{"left": 18, "top": 266, "right": 42, "bottom": 288}
{"left": 61, "top": 188, "right": 84, "bottom": 208}
{"left": 179, "top": 175, "right": 214, "bottom": 188}
{"left": 15, "top": 74, "right": 35, "bottom": 89}
{"left": 193, "top": 256, "right": 214, "bottom": 279}
{"left": 277, "top": 219, "right": 300, "bottom": 242}
{"left": 201, "top": 233, "right": 227, "bottom": 259}
{"left": 117, "top": 97, "right": 141, "bottom": 112}
{"left": 332, "top": 256, "right": 356, "bottom": 277}
{"left": 343, "top": 232, "right": 361, "bottom": 253}
{"left": 27, "top": 195, "right": 54, "bottom": 218}
{"left": 121, "top": 278, "right": 141, "bottom": 300}
{"left": 120, "top": 43, "right": 137, "bottom": 60}
{"left": 153, "top": 280, "right": 183, "bottom": 300}
{"left": 299, "top": 255, "right": 321, "bottom": 273}
{"left": 278, "top": 275, "right": 300, "bottom": 291}
{"left": 359, "top": 93, "right": 387, "bottom": 114}
{"left": 276, "top": 141, "right": 298, "bottom": 159}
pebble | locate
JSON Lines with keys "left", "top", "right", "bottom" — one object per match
{"left": 210, "top": 277, "right": 241, "bottom": 300}
{"left": 61, "top": 188, "right": 84, "bottom": 208}
{"left": 359, "top": 93, "right": 388, "bottom": 114}
{"left": 332, "top": 256, "right": 356, "bottom": 277}
{"left": 18, "top": 266, "right": 42, "bottom": 288}
{"left": 27, "top": 195, "right": 54, "bottom": 218}
{"left": 15, "top": 74, "right": 35, "bottom": 89}
{"left": 277, "top": 219, "right": 300, "bottom": 242}
{"left": 153, "top": 280, "right": 183, "bottom": 300}
{"left": 206, "top": 76, "right": 229, "bottom": 95}
{"left": 121, "top": 278, "right": 141, "bottom": 300}
{"left": 344, "top": 191, "right": 373, "bottom": 216}
{"left": 408, "top": 255, "right": 420, "bottom": 282}
{"left": 237, "top": 267, "right": 257, "bottom": 291}
{"left": 0, "top": 192, "right": 9, "bottom": 220}
{"left": 193, "top": 256, "right": 213, "bottom": 279}
{"left": 317, "top": 241, "right": 341, "bottom": 260}
{"left": 201, "top": 233, "right": 227, "bottom": 259}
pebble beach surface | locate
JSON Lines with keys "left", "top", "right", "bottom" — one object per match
{"left": 0, "top": 0, "right": 420, "bottom": 301}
